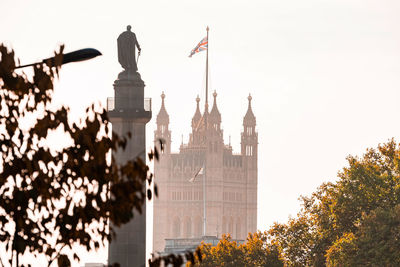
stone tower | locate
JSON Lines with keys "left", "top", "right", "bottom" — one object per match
{"left": 241, "top": 94, "right": 258, "bottom": 232}
{"left": 108, "top": 27, "right": 151, "bottom": 267}
{"left": 153, "top": 92, "right": 257, "bottom": 254}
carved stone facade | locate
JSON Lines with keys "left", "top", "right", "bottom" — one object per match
{"left": 153, "top": 92, "right": 258, "bottom": 254}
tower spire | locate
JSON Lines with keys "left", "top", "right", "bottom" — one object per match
{"left": 192, "top": 95, "right": 202, "bottom": 130}
{"left": 155, "top": 91, "right": 171, "bottom": 154}
{"left": 210, "top": 90, "right": 221, "bottom": 129}
{"left": 210, "top": 91, "right": 220, "bottom": 116}
{"left": 156, "top": 91, "right": 169, "bottom": 124}
{"left": 244, "top": 93, "right": 256, "bottom": 125}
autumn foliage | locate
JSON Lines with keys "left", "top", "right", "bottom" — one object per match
{"left": 0, "top": 45, "right": 158, "bottom": 266}
{"left": 187, "top": 233, "right": 283, "bottom": 267}
{"left": 190, "top": 140, "right": 400, "bottom": 266}
{"left": 270, "top": 140, "right": 400, "bottom": 266}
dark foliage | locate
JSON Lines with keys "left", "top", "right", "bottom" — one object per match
{"left": 0, "top": 44, "right": 159, "bottom": 266}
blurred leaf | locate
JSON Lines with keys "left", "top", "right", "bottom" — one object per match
{"left": 0, "top": 44, "right": 160, "bottom": 266}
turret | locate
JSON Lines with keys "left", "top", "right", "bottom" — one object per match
{"left": 209, "top": 91, "right": 221, "bottom": 132}
{"left": 241, "top": 94, "right": 258, "bottom": 234}
{"left": 192, "top": 95, "right": 202, "bottom": 130}
{"left": 190, "top": 95, "right": 207, "bottom": 146}
{"left": 155, "top": 92, "right": 171, "bottom": 154}
{"left": 241, "top": 94, "right": 257, "bottom": 158}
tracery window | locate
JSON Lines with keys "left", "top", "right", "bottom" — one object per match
{"left": 172, "top": 217, "right": 181, "bottom": 237}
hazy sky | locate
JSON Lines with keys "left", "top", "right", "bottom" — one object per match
{"left": 2, "top": 0, "right": 400, "bottom": 265}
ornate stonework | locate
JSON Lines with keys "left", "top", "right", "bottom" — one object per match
{"left": 153, "top": 92, "right": 258, "bottom": 254}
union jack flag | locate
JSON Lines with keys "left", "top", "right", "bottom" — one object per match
{"left": 189, "top": 166, "right": 204, "bottom": 183}
{"left": 189, "top": 36, "right": 208, "bottom": 57}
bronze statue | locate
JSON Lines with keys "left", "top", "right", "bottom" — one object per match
{"left": 117, "top": 25, "right": 141, "bottom": 71}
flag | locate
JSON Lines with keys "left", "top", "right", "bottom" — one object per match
{"left": 189, "top": 36, "right": 208, "bottom": 57}
{"left": 189, "top": 166, "right": 204, "bottom": 182}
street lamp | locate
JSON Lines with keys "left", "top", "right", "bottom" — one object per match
{"left": 15, "top": 48, "right": 102, "bottom": 69}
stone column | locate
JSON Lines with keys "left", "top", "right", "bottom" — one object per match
{"left": 108, "top": 70, "right": 151, "bottom": 267}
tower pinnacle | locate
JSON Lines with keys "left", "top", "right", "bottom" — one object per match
{"left": 157, "top": 91, "right": 169, "bottom": 124}
{"left": 192, "top": 95, "right": 202, "bottom": 128}
{"left": 210, "top": 90, "right": 221, "bottom": 121}
{"left": 244, "top": 93, "right": 256, "bottom": 125}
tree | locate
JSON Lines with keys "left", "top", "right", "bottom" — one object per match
{"left": 187, "top": 233, "right": 284, "bottom": 267}
{"left": 244, "top": 232, "right": 283, "bottom": 267}
{"left": 269, "top": 139, "right": 400, "bottom": 266}
{"left": 326, "top": 205, "right": 400, "bottom": 266}
{"left": 269, "top": 213, "right": 321, "bottom": 267}
{"left": 0, "top": 44, "right": 159, "bottom": 266}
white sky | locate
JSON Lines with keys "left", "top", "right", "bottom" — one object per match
{"left": 2, "top": 0, "right": 400, "bottom": 265}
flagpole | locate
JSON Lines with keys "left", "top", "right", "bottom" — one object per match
{"left": 203, "top": 26, "right": 209, "bottom": 237}
{"left": 205, "top": 26, "right": 209, "bottom": 110}
{"left": 203, "top": 161, "right": 206, "bottom": 237}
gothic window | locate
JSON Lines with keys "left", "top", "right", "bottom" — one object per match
{"left": 228, "top": 217, "right": 234, "bottom": 234}
{"left": 172, "top": 217, "right": 181, "bottom": 237}
{"left": 247, "top": 127, "right": 253, "bottom": 135}
{"left": 246, "top": 145, "right": 253, "bottom": 156}
{"left": 161, "top": 125, "right": 166, "bottom": 134}
{"left": 194, "top": 216, "right": 202, "bottom": 237}
{"left": 236, "top": 220, "right": 241, "bottom": 239}
{"left": 214, "top": 142, "right": 218, "bottom": 152}
{"left": 222, "top": 216, "right": 227, "bottom": 235}
{"left": 183, "top": 217, "right": 192, "bottom": 238}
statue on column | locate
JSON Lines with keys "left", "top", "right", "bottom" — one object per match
{"left": 117, "top": 25, "right": 141, "bottom": 72}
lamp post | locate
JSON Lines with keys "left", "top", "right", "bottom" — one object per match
{"left": 15, "top": 48, "right": 102, "bottom": 69}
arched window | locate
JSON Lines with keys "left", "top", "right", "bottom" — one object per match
{"left": 183, "top": 217, "right": 192, "bottom": 238}
{"left": 236, "top": 220, "right": 241, "bottom": 239}
{"left": 228, "top": 217, "right": 234, "bottom": 235}
{"left": 194, "top": 216, "right": 202, "bottom": 237}
{"left": 172, "top": 217, "right": 181, "bottom": 237}
{"left": 222, "top": 216, "right": 227, "bottom": 235}
{"left": 246, "top": 145, "right": 253, "bottom": 156}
